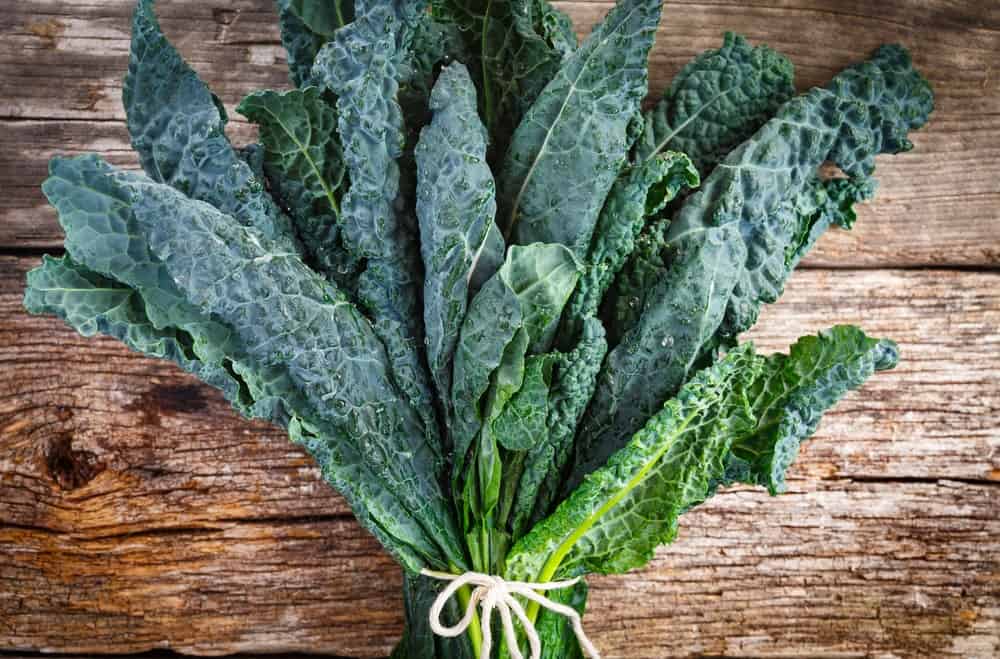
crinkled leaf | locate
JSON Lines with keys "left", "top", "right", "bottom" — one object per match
{"left": 574, "top": 222, "right": 746, "bottom": 481}
{"left": 41, "top": 156, "right": 220, "bottom": 338}
{"left": 634, "top": 32, "right": 795, "bottom": 174}
{"left": 237, "top": 88, "right": 344, "bottom": 223}
{"left": 509, "top": 326, "right": 896, "bottom": 582}
{"left": 451, "top": 243, "right": 580, "bottom": 487}
{"left": 600, "top": 216, "right": 668, "bottom": 347}
{"left": 276, "top": 0, "right": 326, "bottom": 87}
{"left": 785, "top": 176, "right": 878, "bottom": 268}
{"left": 719, "top": 175, "right": 877, "bottom": 338}
{"left": 398, "top": 15, "right": 471, "bottom": 206}
{"left": 512, "top": 343, "right": 760, "bottom": 580}
{"left": 509, "top": 317, "right": 607, "bottom": 540}
{"left": 23, "top": 254, "right": 250, "bottom": 409}
{"left": 400, "top": 14, "right": 471, "bottom": 121}
{"left": 572, "top": 45, "right": 933, "bottom": 482}
{"left": 125, "top": 177, "right": 465, "bottom": 573}
{"left": 237, "top": 87, "right": 360, "bottom": 287}
{"left": 123, "top": 0, "right": 298, "bottom": 252}
{"left": 722, "top": 325, "right": 899, "bottom": 494}
{"left": 56, "top": 156, "right": 338, "bottom": 438}
{"left": 432, "top": 0, "right": 577, "bottom": 158}
{"left": 562, "top": 151, "right": 698, "bottom": 341}
{"left": 499, "top": 0, "right": 663, "bottom": 257}
{"left": 494, "top": 354, "right": 554, "bottom": 452}
{"left": 311, "top": 2, "right": 418, "bottom": 258}
{"left": 416, "top": 63, "right": 502, "bottom": 413}
{"left": 311, "top": 0, "right": 439, "bottom": 441}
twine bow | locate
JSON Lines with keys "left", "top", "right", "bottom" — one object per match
{"left": 420, "top": 569, "right": 600, "bottom": 659}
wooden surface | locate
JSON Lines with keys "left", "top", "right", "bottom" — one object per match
{"left": 0, "top": 1, "right": 998, "bottom": 658}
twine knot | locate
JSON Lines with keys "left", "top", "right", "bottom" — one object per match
{"left": 420, "top": 569, "right": 600, "bottom": 659}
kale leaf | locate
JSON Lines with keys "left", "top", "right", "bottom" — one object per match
{"left": 572, "top": 44, "right": 933, "bottom": 484}
{"left": 499, "top": 0, "right": 663, "bottom": 258}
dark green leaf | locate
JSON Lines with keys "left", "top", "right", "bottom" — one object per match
{"left": 237, "top": 87, "right": 361, "bottom": 288}
{"left": 719, "top": 175, "right": 877, "bottom": 338}
{"left": 509, "top": 317, "right": 607, "bottom": 540}
{"left": 536, "top": 579, "right": 588, "bottom": 659}
{"left": 499, "top": 0, "right": 663, "bottom": 257}
{"left": 275, "top": 0, "right": 326, "bottom": 87}
{"left": 432, "top": 0, "right": 577, "bottom": 158}
{"left": 123, "top": 0, "right": 299, "bottom": 252}
{"left": 494, "top": 354, "right": 554, "bottom": 452}
{"left": 721, "top": 326, "right": 898, "bottom": 494}
{"left": 599, "top": 216, "right": 669, "bottom": 347}
{"left": 126, "top": 176, "right": 466, "bottom": 573}
{"left": 395, "top": 571, "right": 476, "bottom": 659}
{"left": 572, "top": 45, "right": 933, "bottom": 483}
{"left": 416, "top": 63, "right": 502, "bottom": 413}
{"left": 311, "top": 1, "right": 440, "bottom": 443}
{"left": 288, "top": 0, "right": 352, "bottom": 37}
{"left": 634, "top": 32, "right": 795, "bottom": 174}
{"left": 562, "top": 151, "right": 698, "bottom": 341}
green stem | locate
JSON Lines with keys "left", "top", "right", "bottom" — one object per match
{"left": 334, "top": 1, "right": 346, "bottom": 28}
{"left": 456, "top": 582, "right": 483, "bottom": 657}
{"left": 523, "top": 410, "right": 699, "bottom": 625}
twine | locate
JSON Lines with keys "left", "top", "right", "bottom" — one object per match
{"left": 420, "top": 569, "right": 600, "bottom": 659}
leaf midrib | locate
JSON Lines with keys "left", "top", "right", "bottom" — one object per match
{"left": 504, "top": 3, "right": 644, "bottom": 240}
{"left": 528, "top": 404, "right": 702, "bottom": 607}
{"left": 253, "top": 100, "right": 341, "bottom": 218}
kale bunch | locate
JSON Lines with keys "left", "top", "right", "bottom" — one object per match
{"left": 24, "top": 1, "right": 933, "bottom": 656}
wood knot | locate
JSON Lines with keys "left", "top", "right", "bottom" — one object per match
{"left": 46, "top": 435, "right": 104, "bottom": 491}
{"left": 212, "top": 8, "right": 237, "bottom": 25}
{"left": 27, "top": 18, "right": 66, "bottom": 48}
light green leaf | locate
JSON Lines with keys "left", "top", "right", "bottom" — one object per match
{"left": 23, "top": 255, "right": 248, "bottom": 411}
{"left": 451, "top": 243, "right": 580, "bottom": 485}
{"left": 508, "top": 326, "right": 897, "bottom": 584}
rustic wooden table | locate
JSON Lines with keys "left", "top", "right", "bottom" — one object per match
{"left": 1, "top": 1, "right": 998, "bottom": 658}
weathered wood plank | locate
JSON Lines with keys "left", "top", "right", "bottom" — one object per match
{"left": 2, "top": 256, "right": 998, "bottom": 657}
{"left": 1, "top": 1, "right": 998, "bottom": 265}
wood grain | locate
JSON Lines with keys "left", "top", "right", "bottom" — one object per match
{"left": 2, "top": 256, "right": 998, "bottom": 657}
{"left": 0, "top": 1, "right": 998, "bottom": 264}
